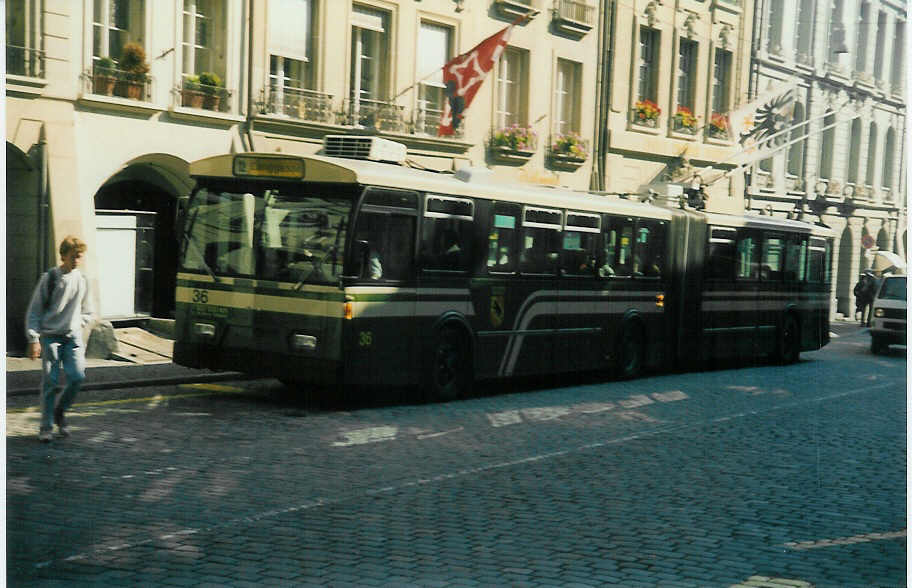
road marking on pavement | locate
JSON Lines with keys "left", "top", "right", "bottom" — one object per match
{"left": 486, "top": 391, "right": 687, "bottom": 428}
{"left": 332, "top": 426, "right": 399, "bottom": 447}
{"left": 731, "top": 576, "right": 813, "bottom": 587}
{"left": 416, "top": 426, "right": 463, "bottom": 440}
{"left": 782, "top": 529, "right": 906, "bottom": 550}
{"left": 33, "top": 381, "right": 897, "bottom": 570}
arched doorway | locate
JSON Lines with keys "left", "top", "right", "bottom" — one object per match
{"left": 6, "top": 142, "right": 45, "bottom": 352}
{"left": 836, "top": 226, "right": 854, "bottom": 316}
{"left": 93, "top": 156, "right": 192, "bottom": 320}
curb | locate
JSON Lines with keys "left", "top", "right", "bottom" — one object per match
{"left": 7, "top": 371, "right": 255, "bottom": 397}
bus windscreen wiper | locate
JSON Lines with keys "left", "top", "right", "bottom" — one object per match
{"left": 181, "top": 208, "right": 220, "bottom": 283}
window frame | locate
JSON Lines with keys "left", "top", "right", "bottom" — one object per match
{"left": 496, "top": 46, "right": 529, "bottom": 129}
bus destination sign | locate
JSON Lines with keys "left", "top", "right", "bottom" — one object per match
{"left": 233, "top": 155, "right": 305, "bottom": 179}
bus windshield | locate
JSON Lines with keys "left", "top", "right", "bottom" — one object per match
{"left": 180, "top": 184, "right": 352, "bottom": 284}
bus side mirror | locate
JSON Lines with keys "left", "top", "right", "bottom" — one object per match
{"left": 354, "top": 240, "right": 370, "bottom": 278}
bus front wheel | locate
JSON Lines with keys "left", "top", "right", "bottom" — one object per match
{"left": 615, "top": 324, "right": 645, "bottom": 380}
{"left": 426, "top": 326, "right": 473, "bottom": 402}
{"left": 777, "top": 314, "right": 800, "bottom": 364}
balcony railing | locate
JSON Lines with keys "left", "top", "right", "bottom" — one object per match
{"left": 263, "top": 86, "right": 335, "bottom": 124}
{"left": 175, "top": 82, "right": 232, "bottom": 113}
{"left": 84, "top": 65, "right": 153, "bottom": 102}
{"left": 7, "top": 44, "right": 45, "bottom": 78}
{"left": 555, "top": 0, "right": 594, "bottom": 26}
{"left": 341, "top": 98, "right": 407, "bottom": 133}
{"left": 413, "top": 106, "right": 465, "bottom": 139}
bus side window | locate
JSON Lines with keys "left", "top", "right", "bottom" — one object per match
{"left": 785, "top": 235, "right": 807, "bottom": 282}
{"left": 736, "top": 232, "right": 760, "bottom": 280}
{"left": 634, "top": 219, "right": 665, "bottom": 279}
{"left": 562, "top": 212, "right": 600, "bottom": 276}
{"left": 421, "top": 195, "right": 474, "bottom": 273}
{"left": 520, "top": 207, "right": 562, "bottom": 275}
{"left": 487, "top": 203, "right": 519, "bottom": 273}
{"left": 761, "top": 235, "right": 785, "bottom": 282}
{"left": 807, "top": 237, "right": 828, "bottom": 283}
{"left": 354, "top": 212, "right": 415, "bottom": 281}
{"left": 603, "top": 217, "right": 634, "bottom": 276}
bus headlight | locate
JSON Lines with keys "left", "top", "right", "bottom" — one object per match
{"left": 874, "top": 308, "right": 884, "bottom": 318}
{"left": 292, "top": 334, "right": 317, "bottom": 351}
{"left": 194, "top": 322, "right": 216, "bottom": 337}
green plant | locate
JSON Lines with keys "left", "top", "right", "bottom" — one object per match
{"left": 491, "top": 124, "right": 537, "bottom": 151}
{"left": 198, "top": 72, "right": 223, "bottom": 94}
{"left": 183, "top": 75, "right": 201, "bottom": 90}
{"left": 119, "top": 42, "right": 149, "bottom": 82}
{"left": 96, "top": 56, "right": 116, "bottom": 71}
{"left": 550, "top": 132, "right": 589, "bottom": 160}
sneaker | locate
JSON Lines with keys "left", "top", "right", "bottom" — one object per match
{"left": 54, "top": 405, "right": 70, "bottom": 437}
{"left": 39, "top": 429, "right": 53, "bottom": 443}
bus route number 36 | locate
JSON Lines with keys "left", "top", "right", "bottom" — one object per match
{"left": 192, "top": 289, "right": 209, "bottom": 303}
{"left": 359, "top": 331, "right": 373, "bottom": 347}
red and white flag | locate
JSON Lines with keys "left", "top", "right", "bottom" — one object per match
{"left": 438, "top": 20, "right": 524, "bottom": 136}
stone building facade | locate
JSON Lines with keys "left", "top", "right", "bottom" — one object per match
{"left": 5, "top": 0, "right": 601, "bottom": 349}
{"left": 746, "top": 0, "right": 907, "bottom": 318}
{"left": 594, "top": 0, "right": 756, "bottom": 215}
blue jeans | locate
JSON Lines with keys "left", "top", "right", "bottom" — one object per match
{"left": 40, "top": 335, "right": 85, "bottom": 432}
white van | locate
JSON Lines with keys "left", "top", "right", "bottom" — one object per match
{"left": 870, "top": 275, "right": 907, "bottom": 354}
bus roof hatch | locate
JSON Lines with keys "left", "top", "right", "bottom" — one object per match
{"left": 324, "top": 135, "right": 407, "bottom": 164}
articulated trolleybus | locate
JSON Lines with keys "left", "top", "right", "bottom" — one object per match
{"left": 174, "top": 135, "right": 832, "bottom": 401}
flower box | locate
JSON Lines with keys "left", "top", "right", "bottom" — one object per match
{"left": 549, "top": 132, "right": 589, "bottom": 170}
{"left": 707, "top": 112, "right": 730, "bottom": 140}
{"left": 632, "top": 99, "right": 660, "bottom": 127}
{"left": 490, "top": 125, "right": 537, "bottom": 163}
{"left": 672, "top": 106, "right": 698, "bottom": 134}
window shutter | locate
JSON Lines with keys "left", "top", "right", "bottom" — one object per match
{"left": 269, "top": 0, "right": 311, "bottom": 60}
{"left": 418, "top": 22, "right": 448, "bottom": 87}
{"left": 351, "top": 5, "right": 385, "bottom": 33}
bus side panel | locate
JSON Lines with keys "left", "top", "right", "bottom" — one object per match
{"left": 667, "top": 213, "right": 705, "bottom": 368}
{"left": 343, "top": 289, "right": 418, "bottom": 388}
{"left": 556, "top": 280, "right": 603, "bottom": 373}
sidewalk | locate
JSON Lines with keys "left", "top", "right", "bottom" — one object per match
{"left": 6, "top": 326, "right": 174, "bottom": 374}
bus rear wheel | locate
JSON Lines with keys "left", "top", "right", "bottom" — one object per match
{"left": 615, "top": 324, "right": 645, "bottom": 380}
{"left": 777, "top": 314, "right": 800, "bottom": 364}
{"left": 427, "top": 326, "right": 473, "bottom": 402}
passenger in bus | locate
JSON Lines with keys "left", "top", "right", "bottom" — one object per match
{"left": 598, "top": 260, "right": 615, "bottom": 277}
{"left": 368, "top": 248, "right": 382, "bottom": 280}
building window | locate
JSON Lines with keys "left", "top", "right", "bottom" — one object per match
{"left": 711, "top": 49, "right": 731, "bottom": 114}
{"left": 855, "top": 3, "right": 869, "bottom": 74}
{"left": 416, "top": 21, "right": 452, "bottom": 134}
{"left": 847, "top": 118, "right": 862, "bottom": 183}
{"left": 882, "top": 128, "right": 895, "bottom": 189}
{"left": 873, "top": 11, "right": 886, "bottom": 79}
{"left": 676, "top": 38, "right": 697, "bottom": 111}
{"left": 795, "top": 0, "right": 814, "bottom": 62}
{"left": 6, "top": 0, "right": 43, "bottom": 77}
{"left": 828, "top": 0, "right": 845, "bottom": 58}
{"left": 766, "top": 0, "right": 784, "bottom": 53}
{"left": 350, "top": 5, "right": 390, "bottom": 107}
{"left": 865, "top": 123, "right": 877, "bottom": 185}
{"left": 818, "top": 110, "right": 835, "bottom": 180}
{"left": 268, "top": 0, "right": 316, "bottom": 117}
{"left": 638, "top": 27, "right": 659, "bottom": 104}
{"left": 93, "top": 0, "right": 145, "bottom": 62}
{"left": 496, "top": 46, "right": 528, "bottom": 128}
{"left": 182, "top": 0, "right": 227, "bottom": 81}
{"left": 891, "top": 21, "right": 905, "bottom": 89}
{"left": 787, "top": 103, "right": 805, "bottom": 177}
{"left": 555, "top": 58, "right": 581, "bottom": 135}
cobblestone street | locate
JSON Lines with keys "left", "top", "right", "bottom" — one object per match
{"left": 6, "top": 324, "right": 906, "bottom": 587}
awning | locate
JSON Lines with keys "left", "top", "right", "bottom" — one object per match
{"left": 872, "top": 250, "right": 907, "bottom": 275}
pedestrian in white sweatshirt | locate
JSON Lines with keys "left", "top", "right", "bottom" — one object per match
{"left": 25, "top": 236, "right": 95, "bottom": 442}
